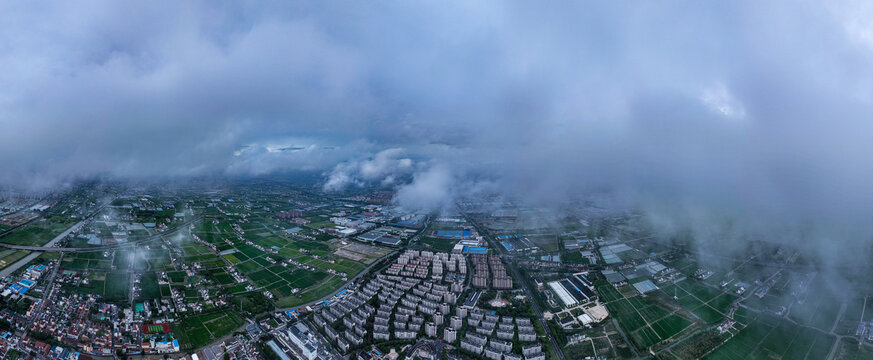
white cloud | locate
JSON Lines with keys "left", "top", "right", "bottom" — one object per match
{"left": 393, "top": 165, "right": 455, "bottom": 211}
{"left": 699, "top": 83, "right": 746, "bottom": 120}
{"left": 323, "top": 148, "right": 414, "bottom": 191}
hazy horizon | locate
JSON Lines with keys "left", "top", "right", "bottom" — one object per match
{"left": 4, "top": 1, "right": 873, "bottom": 265}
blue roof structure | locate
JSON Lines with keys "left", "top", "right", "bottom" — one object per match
{"left": 390, "top": 221, "right": 423, "bottom": 228}
{"left": 436, "top": 230, "right": 471, "bottom": 238}
{"left": 463, "top": 246, "right": 487, "bottom": 254}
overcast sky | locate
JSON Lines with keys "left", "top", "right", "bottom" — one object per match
{"left": 4, "top": 1, "right": 873, "bottom": 236}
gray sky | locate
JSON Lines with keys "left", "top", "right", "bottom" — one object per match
{"left": 3, "top": 0, "right": 873, "bottom": 235}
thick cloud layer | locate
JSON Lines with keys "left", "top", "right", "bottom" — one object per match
{"left": 4, "top": 1, "right": 873, "bottom": 251}
{"left": 323, "top": 148, "right": 414, "bottom": 191}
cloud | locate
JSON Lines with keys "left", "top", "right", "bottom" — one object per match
{"left": 699, "top": 83, "right": 746, "bottom": 120}
{"left": 393, "top": 165, "right": 456, "bottom": 212}
{"left": 1, "top": 0, "right": 873, "bottom": 264}
{"left": 323, "top": 148, "right": 414, "bottom": 191}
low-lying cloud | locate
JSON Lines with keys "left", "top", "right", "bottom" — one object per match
{"left": 323, "top": 148, "right": 415, "bottom": 191}
{"left": 3, "top": 1, "right": 873, "bottom": 262}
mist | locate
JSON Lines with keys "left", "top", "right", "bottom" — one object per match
{"left": 3, "top": 1, "right": 873, "bottom": 268}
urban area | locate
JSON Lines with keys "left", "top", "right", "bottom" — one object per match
{"left": 0, "top": 178, "right": 868, "bottom": 360}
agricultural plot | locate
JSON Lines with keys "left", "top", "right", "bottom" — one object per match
{"left": 275, "top": 275, "right": 345, "bottom": 308}
{"left": 136, "top": 272, "right": 161, "bottom": 300}
{"left": 166, "top": 271, "right": 187, "bottom": 283}
{"left": 671, "top": 330, "right": 728, "bottom": 359}
{"left": 73, "top": 272, "right": 107, "bottom": 296}
{"left": 833, "top": 338, "right": 873, "bottom": 360}
{"left": 105, "top": 272, "right": 130, "bottom": 302}
{"left": 235, "top": 260, "right": 261, "bottom": 274}
{"left": 788, "top": 280, "right": 844, "bottom": 332}
{"left": 203, "top": 268, "right": 236, "bottom": 285}
{"left": 202, "top": 217, "right": 373, "bottom": 307}
{"left": 62, "top": 251, "right": 113, "bottom": 271}
{"left": 596, "top": 281, "right": 624, "bottom": 302}
{"left": 834, "top": 297, "right": 866, "bottom": 335}
{"left": 55, "top": 195, "right": 383, "bottom": 349}
{"left": 662, "top": 280, "right": 734, "bottom": 324}
{"left": 222, "top": 253, "right": 241, "bottom": 264}
{"left": 308, "top": 258, "right": 365, "bottom": 275}
{"left": 562, "top": 251, "right": 589, "bottom": 264}
{"left": 416, "top": 236, "right": 456, "bottom": 252}
{"left": 602, "top": 283, "right": 695, "bottom": 350}
{"left": 0, "top": 250, "right": 30, "bottom": 270}
{"left": 0, "top": 220, "right": 71, "bottom": 246}
{"left": 175, "top": 310, "right": 245, "bottom": 349}
{"left": 705, "top": 318, "right": 835, "bottom": 360}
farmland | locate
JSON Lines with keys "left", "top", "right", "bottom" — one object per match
{"left": 0, "top": 183, "right": 402, "bottom": 356}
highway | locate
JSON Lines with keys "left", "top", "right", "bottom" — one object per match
{"left": 0, "top": 211, "right": 200, "bottom": 280}
{"left": 459, "top": 209, "right": 568, "bottom": 360}
{"left": 0, "top": 220, "right": 86, "bottom": 278}
{"left": 0, "top": 216, "right": 202, "bottom": 253}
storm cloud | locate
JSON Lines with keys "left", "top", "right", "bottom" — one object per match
{"left": 3, "top": 0, "right": 873, "bottom": 247}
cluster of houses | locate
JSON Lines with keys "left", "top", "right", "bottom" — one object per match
{"left": 470, "top": 254, "right": 513, "bottom": 289}
{"left": 307, "top": 249, "right": 545, "bottom": 360}
{"left": 26, "top": 291, "right": 114, "bottom": 355}
{"left": 312, "top": 250, "right": 466, "bottom": 353}
{"left": 456, "top": 310, "right": 543, "bottom": 360}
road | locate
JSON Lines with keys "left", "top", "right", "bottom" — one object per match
{"left": 274, "top": 249, "right": 398, "bottom": 312}
{"left": 24, "top": 252, "right": 64, "bottom": 330}
{"left": 0, "top": 215, "right": 200, "bottom": 288}
{"left": 459, "top": 209, "right": 568, "bottom": 360}
{"left": 0, "top": 219, "right": 86, "bottom": 278}
{"left": 0, "top": 216, "right": 202, "bottom": 253}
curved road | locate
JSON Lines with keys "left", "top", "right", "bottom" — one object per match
{"left": 275, "top": 249, "right": 398, "bottom": 312}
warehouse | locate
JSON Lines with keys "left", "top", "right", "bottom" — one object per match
{"left": 548, "top": 281, "right": 577, "bottom": 307}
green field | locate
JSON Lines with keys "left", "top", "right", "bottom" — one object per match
{"left": 274, "top": 275, "right": 345, "bottom": 308}
{"left": 175, "top": 310, "right": 245, "bottom": 349}
{"left": 105, "top": 272, "right": 130, "bottom": 302}
{"left": 137, "top": 272, "right": 161, "bottom": 300}
{"left": 0, "top": 221, "right": 70, "bottom": 246}
{"left": 600, "top": 279, "right": 703, "bottom": 351}
{"left": 705, "top": 317, "right": 835, "bottom": 360}
{"left": 0, "top": 250, "right": 31, "bottom": 270}
{"left": 416, "top": 236, "right": 456, "bottom": 252}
